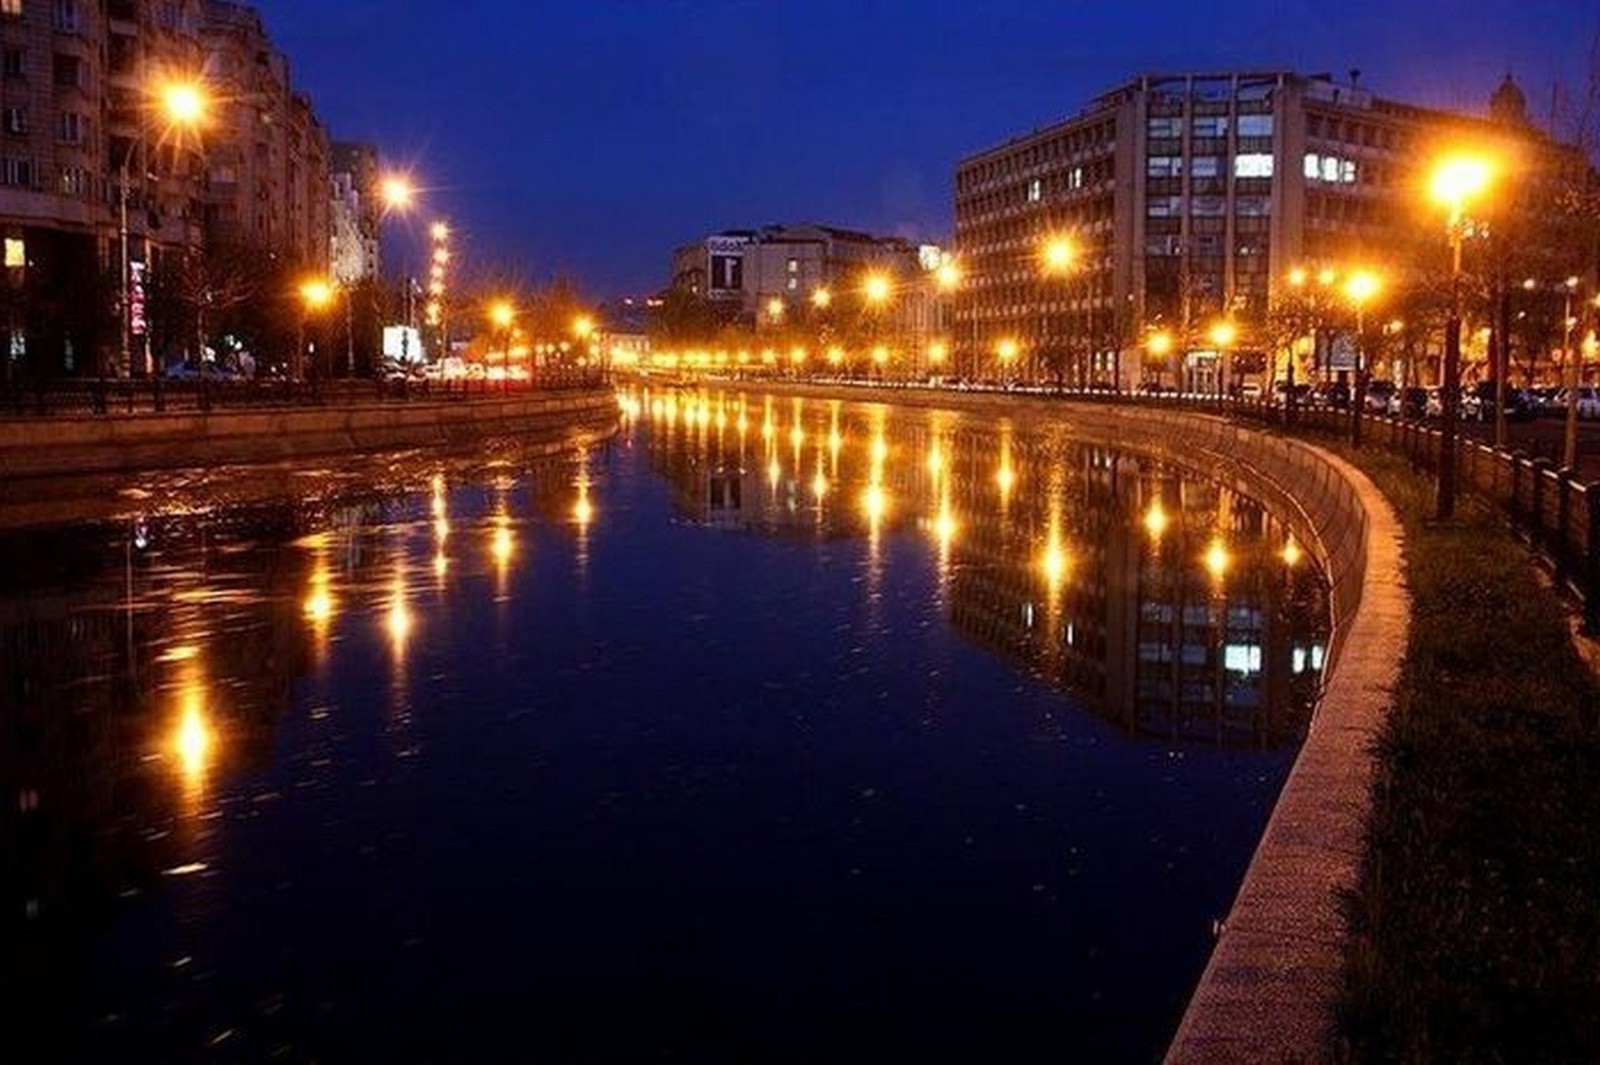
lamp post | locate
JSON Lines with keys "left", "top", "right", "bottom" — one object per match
{"left": 862, "top": 272, "right": 892, "bottom": 380}
{"left": 1343, "top": 269, "right": 1382, "bottom": 446}
{"left": 1208, "top": 318, "right": 1237, "bottom": 410}
{"left": 1041, "top": 235, "right": 1078, "bottom": 391}
{"left": 118, "top": 79, "right": 208, "bottom": 379}
{"left": 1430, "top": 154, "right": 1494, "bottom": 520}
{"left": 1560, "top": 277, "right": 1581, "bottom": 470}
{"left": 297, "top": 278, "right": 335, "bottom": 383}
{"left": 489, "top": 300, "right": 515, "bottom": 389}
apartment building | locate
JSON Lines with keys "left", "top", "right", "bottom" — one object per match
{"left": 953, "top": 70, "right": 1596, "bottom": 389}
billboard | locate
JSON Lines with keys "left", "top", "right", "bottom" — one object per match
{"left": 706, "top": 235, "right": 747, "bottom": 294}
{"left": 383, "top": 325, "right": 425, "bottom": 363}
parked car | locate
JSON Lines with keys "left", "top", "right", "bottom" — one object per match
{"left": 1271, "top": 380, "right": 1313, "bottom": 406}
{"left": 1556, "top": 386, "right": 1600, "bottom": 419}
{"left": 1469, "top": 381, "right": 1536, "bottom": 422}
{"left": 1387, "top": 386, "right": 1429, "bottom": 419}
{"left": 1314, "top": 382, "right": 1351, "bottom": 409}
{"left": 1363, "top": 380, "right": 1396, "bottom": 413}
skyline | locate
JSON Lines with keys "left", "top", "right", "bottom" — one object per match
{"left": 260, "top": 0, "right": 1600, "bottom": 296}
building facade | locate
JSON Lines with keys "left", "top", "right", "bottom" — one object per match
{"left": 199, "top": 1, "right": 327, "bottom": 271}
{"left": 671, "top": 223, "right": 924, "bottom": 326}
{"left": 0, "top": 0, "right": 333, "bottom": 378}
{"left": 329, "top": 140, "right": 379, "bottom": 285}
{"left": 954, "top": 71, "right": 1597, "bottom": 390}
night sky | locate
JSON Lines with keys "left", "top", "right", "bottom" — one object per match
{"left": 258, "top": 0, "right": 1596, "bottom": 297}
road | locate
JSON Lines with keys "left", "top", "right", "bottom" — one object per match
{"left": 1459, "top": 414, "right": 1600, "bottom": 482}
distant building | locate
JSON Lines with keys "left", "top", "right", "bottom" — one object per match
{"left": 200, "top": 1, "right": 329, "bottom": 271}
{"left": 329, "top": 141, "right": 380, "bottom": 284}
{"left": 953, "top": 70, "right": 1598, "bottom": 389}
{"left": 671, "top": 222, "right": 923, "bottom": 326}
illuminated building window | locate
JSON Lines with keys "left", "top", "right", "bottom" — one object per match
{"left": 1027, "top": 178, "right": 1041, "bottom": 202}
{"left": 1234, "top": 153, "right": 1274, "bottom": 178}
{"left": 3, "top": 237, "right": 22, "bottom": 268}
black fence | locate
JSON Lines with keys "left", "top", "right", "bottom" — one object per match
{"left": 0, "top": 368, "right": 611, "bottom": 418}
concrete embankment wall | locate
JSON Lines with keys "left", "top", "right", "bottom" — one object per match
{"left": 698, "top": 381, "right": 1407, "bottom": 1063}
{"left": 0, "top": 390, "right": 620, "bottom": 479}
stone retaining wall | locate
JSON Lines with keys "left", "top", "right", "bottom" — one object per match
{"left": 0, "top": 390, "right": 620, "bottom": 479}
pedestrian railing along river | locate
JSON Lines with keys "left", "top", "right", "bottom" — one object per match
{"left": 0, "top": 368, "right": 610, "bottom": 418}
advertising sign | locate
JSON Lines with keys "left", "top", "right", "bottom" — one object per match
{"left": 129, "top": 261, "right": 147, "bottom": 337}
{"left": 707, "top": 236, "right": 747, "bottom": 294}
{"left": 383, "top": 325, "right": 424, "bottom": 363}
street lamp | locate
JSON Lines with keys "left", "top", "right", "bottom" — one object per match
{"left": 1146, "top": 328, "right": 1174, "bottom": 390}
{"left": 1209, "top": 319, "right": 1237, "bottom": 405}
{"left": 489, "top": 300, "right": 515, "bottom": 385}
{"left": 1560, "top": 276, "right": 1582, "bottom": 470}
{"left": 119, "top": 77, "right": 209, "bottom": 378}
{"left": 1342, "top": 269, "right": 1382, "bottom": 445}
{"left": 1429, "top": 152, "right": 1496, "bottom": 520}
{"left": 811, "top": 287, "right": 832, "bottom": 310}
{"left": 297, "top": 277, "right": 336, "bottom": 382}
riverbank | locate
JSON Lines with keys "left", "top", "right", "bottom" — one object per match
{"left": 1336, "top": 450, "right": 1600, "bottom": 1063}
{"left": 0, "top": 388, "right": 619, "bottom": 479}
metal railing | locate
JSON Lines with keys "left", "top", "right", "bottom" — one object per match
{"left": 0, "top": 368, "right": 611, "bottom": 418}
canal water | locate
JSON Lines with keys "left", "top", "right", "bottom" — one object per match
{"left": 3, "top": 389, "right": 1329, "bottom": 1064}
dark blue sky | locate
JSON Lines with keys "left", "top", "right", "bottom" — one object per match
{"left": 260, "top": 0, "right": 1596, "bottom": 297}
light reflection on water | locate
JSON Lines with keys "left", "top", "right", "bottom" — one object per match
{"left": 0, "top": 392, "right": 1328, "bottom": 1064}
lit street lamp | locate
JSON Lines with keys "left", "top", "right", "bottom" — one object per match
{"left": 1209, "top": 318, "right": 1237, "bottom": 407}
{"left": 298, "top": 277, "right": 336, "bottom": 381}
{"left": 120, "top": 78, "right": 208, "bottom": 378}
{"left": 1430, "top": 153, "right": 1495, "bottom": 520}
{"left": 1343, "top": 269, "right": 1382, "bottom": 445}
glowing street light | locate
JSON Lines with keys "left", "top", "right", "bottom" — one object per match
{"left": 862, "top": 272, "right": 893, "bottom": 305}
{"left": 380, "top": 174, "right": 415, "bottom": 213}
{"left": 119, "top": 76, "right": 209, "bottom": 377}
{"left": 1343, "top": 269, "right": 1383, "bottom": 445}
{"left": 935, "top": 259, "right": 963, "bottom": 291}
{"left": 1429, "top": 150, "right": 1496, "bottom": 519}
{"left": 1041, "top": 236, "right": 1077, "bottom": 275}
{"left": 766, "top": 296, "right": 786, "bottom": 322}
{"left": 811, "top": 287, "right": 833, "bottom": 310}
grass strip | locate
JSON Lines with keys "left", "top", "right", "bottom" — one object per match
{"left": 1337, "top": 448, "right": 1600, "bottom": 1063}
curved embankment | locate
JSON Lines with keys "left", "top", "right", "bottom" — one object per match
{"left": 0, "top": 389, "right": 620, "bottom": 479}
{"left": 693, "top": 381, "right": 1408, "bottom": 1063}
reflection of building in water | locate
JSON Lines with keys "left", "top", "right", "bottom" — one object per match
{"left": 636, "top": 387, "right": 1329, "bottom": 747}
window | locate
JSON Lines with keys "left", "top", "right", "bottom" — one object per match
{"left": 1146, "top": 155, "right": 1183, "bottom": 178}
{"left": 1189, "top": 156, "right": 1220, "bottom": 178}
{"left": 52, "top": 53, "right": 81, "bottom": 88}
{"left": 57, "top": 111, "right": 84, "bottom": 144}
{"left": 1, "top": 158, "right": 33, "bottom": 187}
{"left": 1027, "top": 178, "right": 1041, "bottom": 202}
{"left": 1192, "top": 115, "right": 1228, "bottom": 138}
{"left": 1146, "top": 116, "right": 1182, "bottom": 139}
{"left": 1236, "top": 114, "right": 1273, "bottom": 138}
{"left": 3, "top": 237, "right": 22, "bottom": 268}
{"left": 59, "top": 165, "right": 85, "bottom": 195}
{"left": 1068, "top": 165, "right": 1083, "bottom": 189}
{"left": 1234, "top": 153, "right": 1274, "bottom": 178}
{"left": 1146, "top": 196, "right": 1182, "bottom": 217}
{"left": 1, "top": 0, "right": 21, "bottom": 17}
{"left": 2, "top": 48, "right": 22, "bottom": 77}
{"left": 786, "top": 257, "right": 797, "bottom": 274}
{"left": 1305, "top": 153, "right": 1357, "bottom": 184}
{"left": 1191, "top": 196, "right": 1226, "bottom": 216}
{"left": 1235, "top": 196, "right": 1271, "bottom": 216}
{"left": 3, "top": 107, "right": 23, "bottom": 134}
{"left": 52, "top": 0, "right": 76, "bottom": 31}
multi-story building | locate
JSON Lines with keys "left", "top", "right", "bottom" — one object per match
{"left": 954, "top": 70, "right": 1597, "bottom": 390}
{"left": 200, "top": 0, "right": 328, "bottom": 271}
{"left": 0, "top": 0, "right": 210, "bottom": 377}
{"left": 0, "top": 0, "right": 333, "bottom": 378}
{"left": 671, "top": 222, "right": 924, "bottom": 326}
{"left": 329, "top": 141, "right": 379, "bottom": 285}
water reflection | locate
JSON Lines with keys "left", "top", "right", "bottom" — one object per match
{"left": 0, "top": 444, "right": 606, "bottom": 1047}
{"left": 638, "top": 386, "right": 1330, "bottom": 747}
